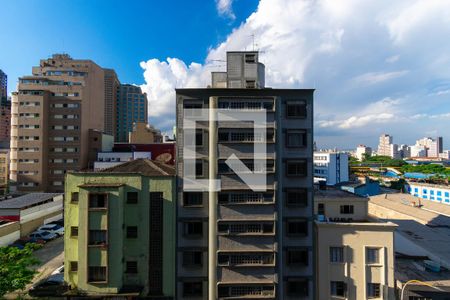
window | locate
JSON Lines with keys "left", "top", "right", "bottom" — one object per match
{"left": 286, "top": 160, "right": 307, "bottom": 176}
{"left": 127, "top": 192, "right": 138, "bottom": 204}
{"left": 71, "top": 192, "right": 79, "bottom": 203}
{"left": 286, "top": 189, "right": 308, "bottom": 206}
{"left": 88, "top": 230, "right": 107, "bottom": 245}
{"left": 366, "top": 248, "right": 380, "bottom": 264}
{"left": 318, "top": 203, "right": 325, "bottom": 215}
{"left": 183, "top": 251, "right": 203, "bottom": 267}
{"left": 287, "top": 249, "right": 308, "bottom": 265}
{"left": 286, "top": 220, "right": 308, "bottom": 236}
{"left": 195, "top": 129, "right": 203, "bottom": 146}
{"left": 183, "top": 192, "right": 203, "bottom": 207}
{"left": 70, "top": 261, "right": 78, "bottom": 272}
{"left": 89, "top": 193, "right": 107, "bottom": 209}
{"left": 184, "top": 221, "right": 203, "bottom": 237}
{"left": 126, "top": 261, "right": 138, "bottom": 274}
{"left": 127, "top": 226, "right": 138, "bottom": 238}
{"left": 367, "top": 283, "right": 380, "bottom": 298}
{"left": 286, "top": 101, "right": 307, "bottom": 118}
{"left": 218, "top": 222, "right": 274, "bottom": 235}
{"left": 330, "top": 281, "right": 346, "bottom": 297}
{"left": 70, "top": 226, "right": 78, "bottom": 237}
{"left": 195, "top": 160, "right": 204, "bottom": 177}
{"left": 245, "top": 80, "right": 256, "bottom": 88}
{"left": 245, "top": 54, "right": 256, "bottom": 63}
{"left": 286, "top": 279, "right": 308, "bottom": 296}
{"left": 286, "top": 130, "right": 307, "bottom": 147}
{"left": 340, "top": 205, "right": 354, "bottom": 214}
{"left": 183, "top": 281, "right": 203, "bottom": 297}
{"left": 330, "top": 247, "right": 344, "bottom": 263}
{"left": 88, "top": 266, "right": 107, "bottom": 282}
{"left": 218, "top": 253, "right": 274, "bottom": 266}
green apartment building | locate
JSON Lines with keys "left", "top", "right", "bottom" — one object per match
{"left": 64, "top": 159, "right": 175, "bottom": 298}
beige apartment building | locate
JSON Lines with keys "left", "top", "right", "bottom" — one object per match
{"left": 315, "top": 188, "right": 396, "bottom": 300}
{"left": 0, "top": 150, "right": 9, "bottom": 194}
{"left": 128, "top": 122, "right": 162, "bottom": 144}
{"left": 10, "top": 54, "right": 112, "bottom": 192}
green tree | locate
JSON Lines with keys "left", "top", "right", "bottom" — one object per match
{"left": 0, "top": 244, "right": 41, "bottom": 297}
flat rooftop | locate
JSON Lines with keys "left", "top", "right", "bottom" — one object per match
{"left": 370, "top": 193, "right": 450, "bottom": 267}
{"left": 315, "top": 187, "right": 368, "bottom": 202}
{"left": 396, "top": 257, "right": 450, "bottom": 289}
{"left": 0, "top": 193, "right": 62, "bottom": 210}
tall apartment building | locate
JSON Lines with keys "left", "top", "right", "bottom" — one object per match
{"left": 0, "top": 149, "right": 9, "bottom": 194}
{"left": 315, "top": 188, "right": 396, "bottom": 299}
{"left": 0, "top": 69, "right": 6, "bottom": 99}
{"left": 377, "top": 134, "right": 393, "bottom": 157}
{"left": 64, "top": 159, "right": 175, "bottom": 297}
{"left": 314, "top": 152, "right": 349, "bottom": 186}
{"left": 116, "top": 84, "right": 148, "bottom": 142}
{"left": 104, "top": 69, "right": 120, "bottom": 137}
{"left": 176, "top": 51, "right": 314, "bottom": 299}
{"left": 10, "top": 54, "right": 112, "bottom": 192}
{"left": 355, "top": 145, "right": 372, "bottom": 161}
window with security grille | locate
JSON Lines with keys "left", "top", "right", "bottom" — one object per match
{"left": 367, "top": 283, "right": 381, "bottom": 298}
{"left": 89, "top": 193, "right": 107, "bottom": 208}
{"left": 183, "top": 192, "right": 203, "bottom": 207}
{"left": 287, "top": 279, "right": 309, "bottom": 296}
{"left": 330, "top": 281, "right": 346, "bottom": 297}
{"left": 70, "top": 261, "right": 78, "bottom": 272}
{"left": 125, "top": 261, "right": 138, "bottom": 274}
{"left": 88, "top": 266, "right": 106, "bottom": 282}
{"left": 89, "top": 230, "right": 107, "bottom": 246}
{"left": 183, "top": 282, "right": 203, "bottom": 297}
{"left": 218, "top": 253, "right": 274, "bottom": 266}
{"left": 286, "top": 188, "right": 308, "bottom": 206}
{"left": 183, "top": 251, "right": 203, "bottom": 267}
{"left": 184, "top": 221, "right": 203, "bottom": 237}
{"left": 286, "top": 101, "right": 307, "bottom": 118}
{"left": 330, "top": 247, "right": 344, "bottom": 263}
{"left": 149, "top": 192, "right": 163, "bottom": 295}
{"left": 366, "top": 248, "right": 380, "bottom": 264}
{"left": 126, "top": 226, "right": 138, "bottom": 238}
{"left": 286, "top": 160, "right": 307, "bottom": 176}
{"left": 127, "top": 192, "right": 138, "bottom": 204}
{"left": 286, "top": 220, "right": 308, "bottom": 236}
{"left": 287, "top": 249, "right": 309, "bottom": 265}
{"left": 286, "top": 130, "right": 307, "bottom": 147}
{"left": 70, "top": 226, "right": 78, "bottom": 237}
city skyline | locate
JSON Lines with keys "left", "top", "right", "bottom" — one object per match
{"left": 1, "top": 0, "right": 450, "bottom": 149}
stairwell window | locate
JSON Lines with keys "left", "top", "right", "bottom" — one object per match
{"left": 89, "top": 193, "right": 107, "bottom": 209}
{"left": 366, "top": 248, "right": 380, "bottom": 264}
{"left": 331, "top": 281, "right": 346, "bottom": 297}
{"left": 367, "top": 283, "right": 381, "bottom": 298}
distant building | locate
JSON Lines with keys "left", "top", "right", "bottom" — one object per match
{"left": 405, "top": 182, "right": 450, "bottom": 204}
{"left": 340, "top": 178, "right": 380, "bottom": 197}
{"left": 410, "top": 144, "right": 427, "bottom": 157}
{"left": 0, "top": 193, "right": 63, "bottom": 246}
{"left": 315, "top": 188, "right": 397, "bottom": 300}
{"left": 64, "top": 159, "right": 175, "bottom": 297}
{"left": 0, "top": 69, "right": 6, "bottom": 99}
{"left": 398, "top": 144, "right": 410, "bottom": 158}
{"left": 389, "top": 143, "right": 400, "bottom": 159}
{"left": 128, "top": 122, "right": 162, "bottom": 144}
{"left": 355, "top": 144, "right": 372, "bottom": 161}
{"left": 93, "top": 151, "right": 151, "bottom": 170}
{"left": 439, "top": 150, "right": 450, "bottom": 160}
{"left": 314, "top": 152, "right": 349, "bottom": 185}
{"left": 377, "top": 134, "right": 393, "bottom": 157}
{"left": 86, "top": 129, "right": 114, "bottom": 169}
{"left": 103, "top": 69, "right": 120, "bottom": 137}
{"left": 113, "top": 143, "right": 175, "bottom": 165}
{"left": 416, "top": 136, "right": 443, "bottom": 157}
{"left": 0, "top": 149, "right": 9, "bottom": 194}
{"left": 116, "top": 84, "right": 148, "bottom": 142}
{"left": 10, "top": 54, "right": 116, "bottom": 192}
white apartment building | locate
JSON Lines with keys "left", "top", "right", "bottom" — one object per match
{"left": 355, "top": 145, "right": 372, "bottom": 161}
{"left": 314, "top": 152, "right": 349, "bottom": 185}
{"left": 93, "top": 151, "right": 151, "bottom": 170}
{"left": 410, "top": 145, "right": 427, "bottom": 157}
{"left": 416, "top": 136, "right": 443, "bottom": 157}
{"left": 377, "top": 134, "right": 398, "bottom": 158}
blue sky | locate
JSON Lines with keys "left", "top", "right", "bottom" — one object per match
{"left": 0, "top": 0, "right": 258, "bottom": 91}
{"left": 1, "top": 0, "right": 450, "bottom": 150}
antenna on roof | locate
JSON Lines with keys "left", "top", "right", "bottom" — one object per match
{"left": 251, "top": 34, "right": 255, "bottom": 51}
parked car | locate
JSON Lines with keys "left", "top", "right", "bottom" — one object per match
{"left": 19, "top": 236, "right": 46, "bottom": 244}
{"left": 51, "top": 265, "right": 64, "bottom": 275}
{"left": 28, "top": 273, "right": 69, "bottom": 297}
{"left": 9, "top": 243, "right": 25, "bottom": 249}
{"left": 29, "top": 231, "right": 58, "bottom": 241}
{"left": 37, "top": 224, "right": 64, "bottom": 236}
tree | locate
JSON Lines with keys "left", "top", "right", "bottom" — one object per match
{"left": 0, "top": 244, "right": 41, "bottom": 297}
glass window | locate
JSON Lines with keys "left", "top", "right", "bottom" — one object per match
{"left": 367, "top": 283, "right": 380, "bottom": 298}
{"left": 330, "top": 247, "right": 344, "bottom": 263}
{"left": 286, "top": 101, "right": 307, "bottom": 118}
{"left": 366, "top": 248, "right": 380, "bottom": 264}
{"left": 127, "top": 226, "right": 138, "bottom": 238}
{"left": 330, "top": 281, "right": 346, "bottom": 297}
{"left": 340, "top": 205, "right": 354, "bottom": 214}
{"left": 127, "top": 192, "right": 138, "bottom": 204}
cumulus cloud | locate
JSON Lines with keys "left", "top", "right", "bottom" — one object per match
{"left": 140, "top": 0, "right": 450, "bottom": 148}
{"left": 216, "top": 0, "right": 236, "bottom": 20}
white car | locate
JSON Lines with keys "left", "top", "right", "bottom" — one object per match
{"left": 51, "top": 265, "right": 64, "bottom": 275}
{"left": 29, "top": 231, "right": 58, "bottom": 241}
{"left": 37, "top": 224, "right": 64, "bottom": 236}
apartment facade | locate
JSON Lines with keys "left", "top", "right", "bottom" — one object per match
{"left": 10, "top": 54, "right": 111, "bottom": 192}
{"left": 377, "top": 134, "right": 393, "bottom": 157}
{"left": 313, "top": 152, "right": 349, "bottom": 186}
{"left": 0, "top": 70, "right": 10, "bottom": 145}
{"left": 64, "top": 159, "right": 175, "bottom": 297}
{"left": 0, "top": 69, "right": 6, "bottom": 99}
{"left": 355, "top": 145, "right": 372, "bottom": 161}
{"left": 0, "top": 150, "right": 9, "bottom": 194}
{"left": 128, "top": 122, "right": 162, "bottom": 144}
{"left": 176, "top": 51, "right": 314, "bottom": 299}
{"left": 315, "top": 188, "right": 396, "bottom": 299}
{"left": 104, "top": 69, "right": 120, "bottom": 137}
{"left": 116, "top": 84, "right": 148, "bottom": 142}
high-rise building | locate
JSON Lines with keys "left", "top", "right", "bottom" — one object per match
{"left": 355, "top": 144, "right": 372, "bottom": 161}
{"left": 415, "top": 136, "right": 443, "bottom": 157}
{"left": 314, "top": 152, "right": 349, "bottom": 185}
{"left": 116, "top": 84, "right": 148, "bottom": 142}
{"left": 377, "top": 134, "right": 393, "bottom": 157}
{"left": 0, "top": 69, "right": 7, "bottom": 100}
{"left": 10, "top": 54, "right": 114, "bottom": 192}
{"left": 64, "top": 159, "right": 176, "bottom": 297}
{"left": 176, "top": 51, "right": 314, "bottom": 299}
{"left": 315, "top": 188, "right": 396, "bottom": 299}
{"left": 103, "top": 69, "right": 120, "bottom": 137}
{"left": 398, "top": 144, "right": 410, "bottom": 159}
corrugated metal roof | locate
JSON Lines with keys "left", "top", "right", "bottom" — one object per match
{"left": 0, "top": 193, "right": 62, "bottom": 209}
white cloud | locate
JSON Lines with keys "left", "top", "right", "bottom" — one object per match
{"left": 140, "top": 0, "right": 450, "bottom": 148}
{"left": 216, "top": 0, "right": 235, "bottom": 20}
